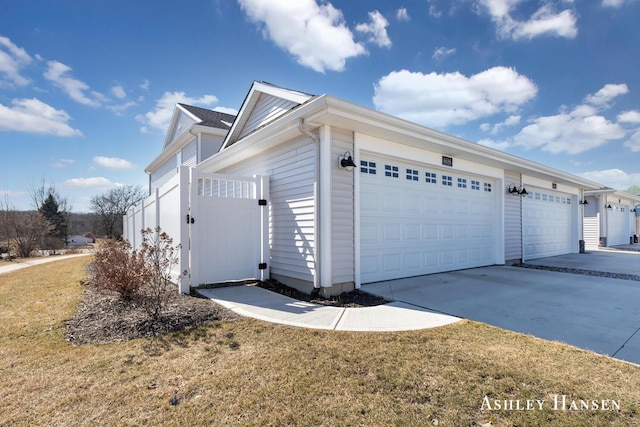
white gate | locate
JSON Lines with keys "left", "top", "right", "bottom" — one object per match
{"left": 124, "top": 167, "right": 269, "bottom": 293}
{"left": 188, "top": 169, "right": 269, "bottom": 288}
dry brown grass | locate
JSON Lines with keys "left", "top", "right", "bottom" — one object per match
{"left": 1, "top": 258, "right": 639, "bottom": 426}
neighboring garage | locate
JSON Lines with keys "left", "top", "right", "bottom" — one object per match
{"left": 359, "top": 152, "right": 500, "bottom": 283}
{"left": 583, "top": 189, "right": 640, "bottom": 248}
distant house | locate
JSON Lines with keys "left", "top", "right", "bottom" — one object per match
{"left": 67, "top": 234, "right": 94, "bottom": 246}
{"left": 126, "top": 81, "right": 613, "bottom": 296}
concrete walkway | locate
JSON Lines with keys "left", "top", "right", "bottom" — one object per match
{"left": 0, "top": 253, "right": 91, "bottom": 275}
{"left": 197, "top": 285, "right": 461, "bottom": 332}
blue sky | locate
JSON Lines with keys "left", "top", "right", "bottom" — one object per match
{"left": 1, "top": 0, "right": 639, "bottom": 212}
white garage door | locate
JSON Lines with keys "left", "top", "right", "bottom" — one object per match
{"left": 608, "top": 205, "right": 629, "bottom": 246}
{"left": 523, "top": 188, "right": 573, "bottom": 260}
{"left": 359, "top": 154, "right": 498, "bottom": 283}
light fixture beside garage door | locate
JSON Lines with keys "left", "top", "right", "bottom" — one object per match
{"left": 339, "top": 151, "right": 356, "bottom": 172}
{"left": 507, "top": 184, "right": 528, "bottom": 196}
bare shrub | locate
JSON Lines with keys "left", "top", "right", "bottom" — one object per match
{"left": 87, "top": 239, "right": 147, "bottom": 300}
{"left": 137, "top": 227, "right": 181, "bottom": 323}
{"left": 86, "top": 227, "right": 181, "bottom": 331}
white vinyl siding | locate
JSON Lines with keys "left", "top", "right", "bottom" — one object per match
{"left": 331, "top": 128, "right": 355, "bottom": 284}
{"left": 167, "top": 111, "right": 196, "bottom": 147}
{"left": 583, "top": 196, "right": 599, "bottom": 249}
{"left": 200, "top": 134, "right": 225, "bottom": 161}
{"left": 150, "top": 155, "right": 178, "bottom": 192}
{"left": 239, "top": 94, "right": 298, "bottom": 139}
{"left": 504, "top": 170, "right": 523, "bottom": 262}
{"left": 181, "top": 139, "right": 197, "bottom": 167}
{"left": 213, "top": 136, "right": 317, "bottom": 283}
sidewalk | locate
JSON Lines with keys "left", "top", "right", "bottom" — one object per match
{"left": 197, "top": 285, "right": 461, "bottom": 332}
{"left": 0, "top": 253, "right": 91, "bottom": 275}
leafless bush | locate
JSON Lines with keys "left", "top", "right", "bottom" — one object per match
{"left": 87, "top": 239, "right": 148, "bottom": 299}
{"left": 86, "top": 227, "right": 181, "bottom": 329}
{"left": 137, "top": 227, "right": 180, "bottom": 323}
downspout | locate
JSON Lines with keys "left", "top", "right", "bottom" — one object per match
{"left": 297, "top": 119, "right": 322, "bottom": 291}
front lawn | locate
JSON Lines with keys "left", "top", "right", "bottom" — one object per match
{"left": 1, "top": 257, "right": 638, "bottom": 426}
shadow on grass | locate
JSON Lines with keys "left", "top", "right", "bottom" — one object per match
{"left": 141, "top": 323, "right": 241, "bottom": 357}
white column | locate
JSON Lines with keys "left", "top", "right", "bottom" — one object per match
{"left": 318, "top": 124, "right": 332, "bottom": 288}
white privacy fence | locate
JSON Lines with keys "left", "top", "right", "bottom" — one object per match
{"left": 124, "top": 166, "right": 269, "bottom": 293}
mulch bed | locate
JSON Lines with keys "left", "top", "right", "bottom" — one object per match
{"left": 65, "top": 285, "right": 239, "bottom": 345}
{"left": 255, "top": 279, "right": 389, "bottom": 307}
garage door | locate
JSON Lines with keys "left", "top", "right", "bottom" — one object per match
{"left": 359, "top": 154, "right": 498, "bottom": 283}
{"left": 522, "top": 188, "right": 573, "bottom": 260}
{"left": 608, "top": 204, "right": 629, "bottom": 246}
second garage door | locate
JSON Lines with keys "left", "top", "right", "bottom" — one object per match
{"left": 608, "top": 204, "right": 630, "bottom": 246}
{"left": 523, "top": 188, "right": 574, "bottom": 260}
{"left": 359, "top": 154, "right": 498, "bottom": 283}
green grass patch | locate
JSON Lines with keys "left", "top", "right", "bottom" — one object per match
{"left": 1, "top": 258, "right": 638, "bottom": 426}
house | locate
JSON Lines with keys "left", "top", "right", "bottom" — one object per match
{"left": 126, "top": 81, "right": 609, "bottom": 296}
{"left": 583, "top": 189, "right": 640, "bottom": 249}
{"left": 67, "top": 234, "right": 94, "bottom": 246}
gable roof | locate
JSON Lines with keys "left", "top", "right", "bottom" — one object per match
{"left": 177, "top": 103, "right": 236, "bottom": 130}
{"left": 220, "top": 81, "right": 314, "bottom": 150}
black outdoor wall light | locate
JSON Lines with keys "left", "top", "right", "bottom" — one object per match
{"left": 579, "top": 199, "right": 589, "bottom": 205}
{"left": 507, "top": 184, "right": 528, "bottom": 196}
{"left": 339, "top": 151, "right": 356, "bottom": 172}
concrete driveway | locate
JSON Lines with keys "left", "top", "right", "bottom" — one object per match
{"left": 364, "top": 251, "right": 640, "bottom": 365}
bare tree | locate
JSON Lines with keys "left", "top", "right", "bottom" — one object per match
{"left": 0, "top": 197, "right": 54, "bottom": 258}
{"left": 90, "top": 185, "right": 145, "bottom": 238}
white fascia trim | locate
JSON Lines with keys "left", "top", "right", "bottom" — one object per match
{"left": 313, "top": 96, "right": 605, "bottom": 191}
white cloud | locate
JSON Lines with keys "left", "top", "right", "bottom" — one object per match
{"left": 396, "top": 7, "right": 410, "bottom": 21}
{"left": 44, "top": 60, "right": 102, "bottom": 107}
{"left": 372, "top": 66, "right": 537, "bottom": 128}
{"left": 63, "top": 177, "right": 122, "bottom": 189}
{"left": 107, "top": 101, "right": 137, "bottom": 116}
{"left": 479, "top": 0, "right": 578, "bottom": 40}
{"left": 53, "top": 158, "right": 75, "bottom": 168}
{"left": 0, "top": 98, "right": 82, "bottom": 136}
{"left": 93, "top": 156, "right": 134, "bottom": 169}
{"left": 140, "top": 79, "right": 149, "bottom": 91}
{"left": 618, "top": 110, "right": 640, "bottom": 124}
{"left": 356, "top": 10, "right": 392, "bottom": 48}
{"left": 111, "top": 85, "right": 126, "bottom": 99}
{"left": 432, "top": 46, "right": 456, "bottom": 60}
{"left": 481, "top": 114, "right": 521, "bottom": 134}
{"left": 238, "top": 0, "right": 367, "bottom": 72}
{"left": 580, "top": 169, "right": 640, "bottom": 189}
{"left": 512, "top": 105, "right": 625, "bottom": 154}
{"left": 0, "top": 35, "right": 32, "bottom": 87}
{"left": 140, "top": 91, "right": 218, "bottom": 132}
{"left": 584, "top": 83, "right": 628, "bottom": 107}
{"left": 602, "top": 0, "right": 627, "bottom": 7}
{"left": 624, "top": 131, "right": 640, "bottom": 152}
